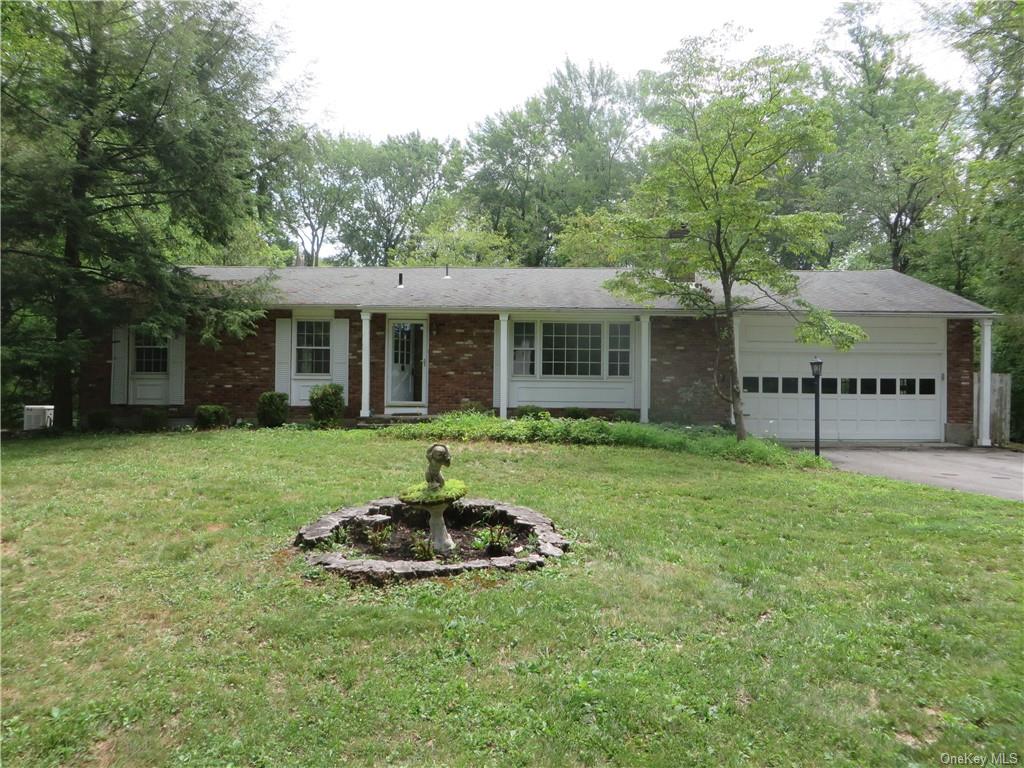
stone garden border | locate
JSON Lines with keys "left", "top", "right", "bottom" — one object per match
{"left": 295, "top": 497, "right": 569, "bottom": 584}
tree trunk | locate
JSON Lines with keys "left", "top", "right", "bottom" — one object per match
{"left": 53, "top": 123, "right": 91, "bottom": 431}
{"left": 721, "top": 293, "right": 747, "bottom": 441}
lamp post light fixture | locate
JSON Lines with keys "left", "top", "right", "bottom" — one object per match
{"left": 810, "top": 357, "right": 823, "bottom": 456}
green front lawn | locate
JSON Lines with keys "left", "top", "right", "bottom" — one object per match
{"left": 2, "top": 430, "right": 1021, "bottom": 767}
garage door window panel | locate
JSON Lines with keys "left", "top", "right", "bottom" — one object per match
{"left": 781, "top": 377, "right": 798, "bottom": 394}
{"left": 841, "top": 378, "right": 857, "bottom": 395}
{"left": 880, "top": 378, "right": 897, "bottom": 395}
{"left": 919, "top": 378, "right": 936, "bottom": 395}
{"left": 762, "top": 377, "right": 779, "bottom": 393}
{"left": 900, "top": 378, "right": 916, "bottom": 395}
{"left": 742, "top": 377, "right": 759, "bottom": 393}
{"left": 861, "top": 378, "right": 877, "bottom": 395}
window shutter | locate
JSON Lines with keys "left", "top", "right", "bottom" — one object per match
{"left": 331, "top": 318, "right": 349, "bottom": 400}
{"left": 492, "top": 319, "right": 500, "bottom": 408}
{"left": 110, "top": 326, "right": 128, "bottom": 405}
{"left": 168, "top": 334, "right": 186, "bottom": 405}
{"left": 275, "top": 318, "right": 292, "bottom": 396}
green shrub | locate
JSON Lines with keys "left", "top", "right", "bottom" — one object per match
{"left": 515, "top": 405, "right": 551, "bottom": 420}
{"left": 456, "top": 400, "right": 492, "bottom": 414}
{"left": 365, "top": 524, "right": 393, "bottom": 553}
{"left": 411, "top": 536, "right": 435, "bottom": 561}
{"left": 139, "top": 408, "right": 168, "bottom": 432}
{"left": 84, "top": 410, "right": 113, "bottom": 432}
{"left": 195, "top": 404, "right": 230, "bottom": 430}
{"left": 309, "top": 383, "right": 345, "bottom": 425}
{"left": 257, "top": 391, "right": 289, "bottom": 428}
{"left": 563, "top": 407, "right": 590, "bottom": 420}
{"left": 612, "top": 409, "right": 640, "bottom": 422}
{"left": 380, "top": 412, "right": 827, "bottom": 468}
{"left": 472, "top": 524, "right": 513, "bottom": 555}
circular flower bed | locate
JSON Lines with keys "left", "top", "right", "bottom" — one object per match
{"left": 294, "top": 497, "right": 569, "bottom": 584}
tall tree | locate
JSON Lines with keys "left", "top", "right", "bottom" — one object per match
{"left": 389, "top": 194, "right": 514, "bottom": 266}
{"left": 821, "top": 2, "right": 962, "bottom": 272}
{"left": 335, "top": 133, "right": 462, "bottom": 265}
{"left": 559, "top": 38, "right": 864, "bottom": 439}
{"left": 930, "top": 0, "right": 1024, "bottom": 438}
{"left": 467, "top": 99, "right": 554, "bottom": 265}
{"left": 275, "top": 130, "right": 360, "bottom": 266}
{"left": 1, "top": 0, "right": 280, "bottom": 428}
{"left": 468, "top": 60, "right": 645, "bottom": 266}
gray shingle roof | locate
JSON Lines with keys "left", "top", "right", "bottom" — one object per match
{"left": 188, "top": 266, "right": 995, "bottom": 316}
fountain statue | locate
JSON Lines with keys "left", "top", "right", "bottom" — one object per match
{"left": 399, "top": 443, "right": 466, "bottom": 556}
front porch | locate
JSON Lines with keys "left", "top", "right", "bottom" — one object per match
{"left": 352, "top": 310, "right": 654, "bottom": 423}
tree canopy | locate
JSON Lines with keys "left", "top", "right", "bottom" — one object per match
{"left": 1, "top": 0, "right": 284, "bottom": 427}
{"left": 1, "top": 0, "right": 1020, "bottom": 436}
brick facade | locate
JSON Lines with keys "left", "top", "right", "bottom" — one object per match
{"left": 946, "top": 319, "right": 974, "bottom": 436}
{"left": 650, "top": 316, "right": 733, "bottom": 425}
{"left": 427, "top": 314, "right": 497, "bottom": 414}
{"left": 80, "top": 311, "right": 288, "bottom": 422}
{"left": 85, "top": 311, "right": 974, "bottom": 435}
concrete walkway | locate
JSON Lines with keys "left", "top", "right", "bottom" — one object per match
{"left": 822, "top": 446, "right": 1023, "bottom": 501}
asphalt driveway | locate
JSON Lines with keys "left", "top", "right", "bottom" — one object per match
{"left": 823, "top": 446, "right": 1023, "bottom": 501}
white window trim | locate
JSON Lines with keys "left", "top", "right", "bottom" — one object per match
{"left": 292, "top": 312, "right": 333, "bottom": 380}
{"left": 131, "top": 329, "right": 170, "bottom": 377}
{"left": 384, "top": 316, "right": 429, "bottom": 411}
{"left": 508, "top": 316, "right": 636, "bottom": 383}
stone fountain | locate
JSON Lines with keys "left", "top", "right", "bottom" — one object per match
{"left": 397, "top": 443, "right": 466, "bottom": 556}
{"left": 294, "top": 443, "right": 569, "bottom": 584}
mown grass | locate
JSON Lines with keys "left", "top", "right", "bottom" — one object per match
{"left": 1, "top": 429, "right": 1021, "bottom": 767}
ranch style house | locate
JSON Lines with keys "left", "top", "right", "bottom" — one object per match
{"left": 79, "top": 266, "right": 998, "bottom": 445}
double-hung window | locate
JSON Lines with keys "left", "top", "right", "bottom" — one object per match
{"left": 295, "top": 320, "right": 331, "bottom": 375}
{"left": 513, "top": 322, "right": 535, "bottom": 375}
{"left": 541, "top": 322, "right": 602, "bottom": 377}
{"left": 134, "top": 331, "right": 168, "bottom": 374}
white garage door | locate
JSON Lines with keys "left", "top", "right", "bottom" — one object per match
{"left": 738, "top": 316, "right": 945, "bottom": 442}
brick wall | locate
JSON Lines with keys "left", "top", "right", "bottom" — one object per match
{"left": 79, "top": 311, "right": 288, "bottom": 422}
{"left": 650, "top": 316, "right": 732, "bottom": 425}
{"left": 427, "top": 314, "right": 497, "bottom": 414}
{"left": 946, "top": 318, "right": 974, "bottom": 426}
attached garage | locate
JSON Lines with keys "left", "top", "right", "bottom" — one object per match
{"left": 738, "top": 316, "right": 945, "bottom": 441}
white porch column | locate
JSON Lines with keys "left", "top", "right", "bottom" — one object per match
{"left": 639, "top": 314, "right": 651, "bottom": 423}
{"left": 360, "top": 311, "right": 372, "bottom": 418}
{"left": 498, "top": 312, "right": 509, "bottom": 419}
{"left": 978, "top": 317, "right": 993, "bottom": 447}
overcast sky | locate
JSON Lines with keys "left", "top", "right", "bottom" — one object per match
{"left": 246, "top": 0, "right": 969, "bottom": 141}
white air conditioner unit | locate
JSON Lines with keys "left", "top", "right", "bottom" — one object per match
{"left": 23, "top": 405, "right": 54, "bottom": 431}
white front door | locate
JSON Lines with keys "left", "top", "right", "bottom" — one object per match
{"left": 386, "top": 319, "right": 428, "bottom": 412}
